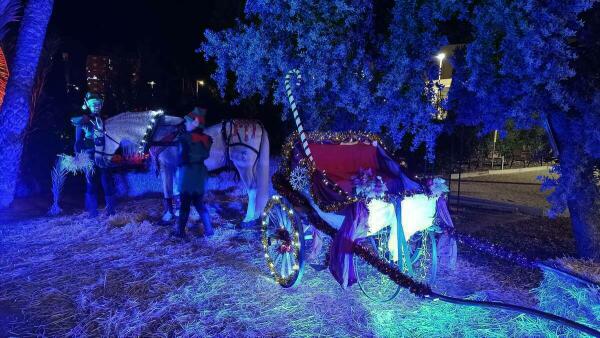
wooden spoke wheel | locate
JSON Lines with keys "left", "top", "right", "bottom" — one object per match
{"left": 354, "top": 226, "right": 402, "bottom": 302}
{"left": 261, "top": 195, "right": 307, "bottom": 288}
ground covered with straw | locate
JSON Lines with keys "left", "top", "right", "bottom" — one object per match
{"left": 1, "top": 187, "right": 598, "bottom": 336}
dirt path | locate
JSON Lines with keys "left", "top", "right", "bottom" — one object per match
{"left": 450, "top": 168, "right": 556, "bottom": 211}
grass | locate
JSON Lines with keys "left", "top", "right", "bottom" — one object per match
{"left": 0, "top": 189, "right": 598, "bottom": 336}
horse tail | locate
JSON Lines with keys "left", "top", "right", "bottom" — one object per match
{"left": 254, "top": 123, "right": 270, "bottom": 216}
{"left": 285, "top": 69, "right": 314, "bottom": 163}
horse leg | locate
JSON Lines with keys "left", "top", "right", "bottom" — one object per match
{"left": 254, "top": 129, "right": 270, "bottom": 219}
{"left": 160, "top": 164, "right": 175, "bottom": 222}
{"left": 241, "top": 169, "right": 257, "bottom": 223}
{"left": 234, "top": 157, "right": 258, "bottom": 223}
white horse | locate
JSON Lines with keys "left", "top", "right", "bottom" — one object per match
{"left": 97, "top": 111, "right": 270, "bottom": 223}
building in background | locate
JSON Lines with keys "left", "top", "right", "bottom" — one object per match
{"left": 86, "top": 55, "right": 112, "bottom": 95}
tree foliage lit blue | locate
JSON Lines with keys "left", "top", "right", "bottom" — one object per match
{"left": 202, "top": 0, "right": 599, "bottom": 258}
{"left": 202, "top": 0, "right": 452, "bottom": 158}
{"left": 447, "top": 0, "right": 599, "bottom": 258}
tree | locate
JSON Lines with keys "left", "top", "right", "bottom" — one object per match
{"left": 447, "top": 0, "right": 598, "bottom": 258}
{"left": 0, "top": 0, "right": 54, "bottom": 208}
{"left": 201, "top": 1, "right": 456, "bottom": 157}
{"left": 202, "top": 0, "right": 599, "bottom": 258}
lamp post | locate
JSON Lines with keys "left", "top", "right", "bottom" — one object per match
{"left": 434, "top": 53, "right": 446, "bottom": 119}
{"left": 435, "top": 53, "right": 445, "bottom": 82}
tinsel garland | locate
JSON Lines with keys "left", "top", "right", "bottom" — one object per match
{"left": 280, "top": 131, "right": 426, "bottom": 213}
{"left": 272, "top": 172, "right": 432, "bottom": 297}
{"left": 453, "top": 231, "right": 537, "bottom": 269}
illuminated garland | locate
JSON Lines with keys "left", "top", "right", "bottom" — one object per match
{"left": 138, "top": 110, "right": 165, "bottom": 154}
{"left": 454, "top": 231, "right": 537, "bottom": 269}
{"left": 272, "top": 172, "right": 432, "bottom": 297}
{"left": 279, "top": 131, "right": 425, "bottom": 213}
{"left": 261, "top": 195, "right": 302, "bottom": 287}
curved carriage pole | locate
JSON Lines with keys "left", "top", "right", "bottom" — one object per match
{"left": 284, "top": 69, "right": 314, "bottom": 164}
{"left": 282, "top": 69, "right": 600, "bottom": 336}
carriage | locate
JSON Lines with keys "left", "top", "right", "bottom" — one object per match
{"left": 260, "top": 71, "right": 456, "bottom": 301}
{"left": 261, "top": 130, "right": 455, "bottom": 300}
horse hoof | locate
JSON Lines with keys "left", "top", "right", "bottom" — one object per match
{"left": 162, "top": 212, "right": 174, "bottom": 222}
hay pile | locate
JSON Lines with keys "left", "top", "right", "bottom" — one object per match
{"left": 0, "top": 194, "right": 595, "bottom": 336}
{"left": 534, "top": 268, "right": 600, "bottom": 336}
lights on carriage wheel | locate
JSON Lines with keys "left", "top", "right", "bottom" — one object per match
{"left": 262, "top": 197, "right": 301, "bottom": 286}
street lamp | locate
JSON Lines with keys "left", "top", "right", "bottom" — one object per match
{"left": 147, "top": 80, "right": 157, "bottom": 89}
{"left": 434, "top": 53, "right": 446, "bottom": 120}
{"left": 196, "top": 79, "right": 205, "bottom": 96}
{"left": 435, "top": 53, "right": 445, "bottom": 82}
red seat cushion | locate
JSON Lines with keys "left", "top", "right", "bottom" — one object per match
{"left": 309, "top": 143, "right": 379, "bottom": 193}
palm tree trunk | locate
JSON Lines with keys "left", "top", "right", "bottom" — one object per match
{"left": 0, "top": 0, "right": 53, "bottom": 208}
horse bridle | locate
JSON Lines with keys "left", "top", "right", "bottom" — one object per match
{"left": 89, "top": 116, "right": 121, "bottom": 158}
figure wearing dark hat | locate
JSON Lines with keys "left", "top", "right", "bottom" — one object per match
{"left": 173, "top": 107, "right": 214, "bottom": 238}
{"left": 71, "top": 92, "right": 117, "bottom": 217}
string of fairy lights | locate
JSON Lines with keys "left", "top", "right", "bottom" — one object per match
{"left": 261, "top": 195, "right": 302, "bottom": 287}
{"left": 138, "top": 110, "right": 165, "bottom": 154}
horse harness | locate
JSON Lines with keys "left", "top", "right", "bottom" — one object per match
{"left": 84, "top": 116, "right": 120, "bottom": 164}
{"left": 90, "top": 116, "right": 264, "bottom": 170}
{"left": 145, "top": 118, "right": 264, "bottom": 158}
{"left": 221, "top": 119, "right": 264, "bottom": 168}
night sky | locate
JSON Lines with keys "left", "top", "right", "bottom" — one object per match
{"left": 46, "top": 0, "right": 246, "bottom": 113}
{"left": 51, "top": 0, "right": 239, "bottom": 62}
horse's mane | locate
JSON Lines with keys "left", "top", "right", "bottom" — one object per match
{"left": 105, "top": 111, "right": 156, "bottom": 128}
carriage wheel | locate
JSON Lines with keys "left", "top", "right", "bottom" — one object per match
{"left": 407, "top": 229, "right": 438, "bottom": 285}
{"left": 354, "top": 227, "right": 402, "bottom": 302}
{"left": 261, "top": 195, "right": 306, "bottom": 288}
